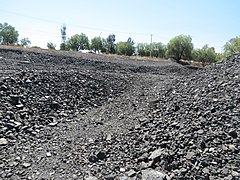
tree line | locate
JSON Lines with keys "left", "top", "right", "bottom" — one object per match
{"left": 1, "top": 22, "right": 240, "bottom": 65}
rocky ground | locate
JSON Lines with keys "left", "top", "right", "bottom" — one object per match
{"left": 0, "top": 46, "right": 239, "bottom": 180}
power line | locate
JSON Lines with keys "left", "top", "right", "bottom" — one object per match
{"left": 0, "top": 9, "right": 151, "bottom": 37}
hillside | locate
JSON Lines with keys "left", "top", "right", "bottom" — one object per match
{"left": 0, "top": 46, "right": 239, "bottom": 179}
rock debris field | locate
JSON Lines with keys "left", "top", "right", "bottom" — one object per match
{"left": 0, "top": 46, "right": 239, "bottom": 180}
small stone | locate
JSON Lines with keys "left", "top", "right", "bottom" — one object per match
{"left": 127, "top": 169, "right": 137, "bottom": 177}
{"left": 96, "top": 151, "right": 106, "bottom": 160}
{"left": 221, "top": 168, "right": 229, "bottom": 175}
{"left": 49, "top": 121, "right": 58, "bottom": 127}
{"left": 211, "top": 161, "right": 217, "bottom": 165}
{"left": 25, "top": 79, "right": 32, "bottom": 83}
{"left": 22, "top": 162, "right": 31, "bottom": 168}
{"left": 231, "top": 171, "right": 239, "bottom": 177}
{"left": 0, "top": 138, "right": 8, "bottom": 145}
{"left": 213, "top": 98, "right": 218, "bottom": 102}
{"left": 46, "top": 152, "right": 52, "bottom": 157}
{"left": 16, "top": 104, "right": 24, "bottom": 109}
{"left": 105, "top": 174, "right": 115, "bottom": 180}
{"left": 0, "top": 85, "right": 8, "bottom": 91}
{"left": 141, "top": 161, "right": 149, "bottom": 169}
{"left": 9, "top": 161, "right": 18, "bottom": 167}
{"left": 228, "top": 144, "right": 236, "bottom": 150}
{"left": 202, "top": 167, "right": 209, "bottom": 174}
{"left": 88, "top": 154, "right": 98, "bottom": 163}
{"left": 106, "top": 134, "right": 111, "bottom": 141}
{"left": 229, "top": 130, "right": 237, "bottom": 138}
{"left": 149, "top": 149, "right": 162, "bottom": 161}
{"left": 51, "top": 101, "right": 59, "bottom": 109}
{"left": 148, "top": 160, "right": 155, "bottom": 168}
{"left": 72, "top": 174, "right": 78, "bottom": 179}
{"left": 14, "top": 121, "right": 22, "bottom": 127}
{"left": 209, "top": 148, "right": 215, "bottom": 152}
{"left": 141, "top": 168, "right": 165, "bottom": 180}
{"left": 120, "top": 168, "right": 125, "bottom": 172}
{"left": 186, "top": 152, "right": 194, "bottom": 160}
{"left": 180, "top": 168, "right": 187, "bottom": 173}
{"left": 197, "top": 129, "right": 204, "bottom": 134}
{"left": 85, "top": 176, "right": 98, "bottom": 180}
{"left": 119, "top": 176, "right": 128, "bottom": 180}
{"left": 88, "top": 138, "right": 94, "bottom": 143}
{"left": 10, "top": 95, "right": 20, "bottom": 105}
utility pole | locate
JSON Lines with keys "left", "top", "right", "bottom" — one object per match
{"left": 150, "top": 34, "right": 153, "bottom": 57}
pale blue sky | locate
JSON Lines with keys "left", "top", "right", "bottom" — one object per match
{"left": 1, "top": 0, "right": 239, "bottom": 52}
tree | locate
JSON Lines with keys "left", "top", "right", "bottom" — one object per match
{"left": 149, "top": 42, "right": 166, "bottom": 58}
{"left": 136, "top": 42, "right": 166, "bottom": 58}
{"left": 101, "top": 38, "right": 108, "bottom": 53}
{"left": 223, "top": 36, "right": 240, "bottom": 58}
{"left": 136, "top": 43, "right": 146, "bottom": 56}
{"left": 91, "top": 37, "right": 103, "bottom": 53}
{"left": 192, "top": 45, "right": 217, "bottom": 66}
{"left": 47, "top": 42, "right": 56, "bottom": 50}
{"left": 0, "top": 22, "right": 19, "bottom": 45}
{"left": 60, "top": 24, "right": 67, "bottom": 50}
{"left": 166, "top": 35, "right": 193, "bottom": 62}
{"left": 116, "top": 37, "right": 135, "bottom": 56}
{"left": 66, "top": 33, "right": 89, "bottom": 51}
{"left": 106, "top": 34, "right": 116, "bottom": 54}
{"left": 20, "top": 37, "right": 31, "bottom": 47}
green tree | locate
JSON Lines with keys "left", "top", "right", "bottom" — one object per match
{"left": 91, "top": 37, "right": 102, "bottom": 53}
{"left": 116, "top": 37, "right": 135, "bottom": 56}
{"left": 0, "top": 22, "right": 19, "bottom": 45}
{"left": 223, "top": 36, "right": 240, "bottom": 58}
{"left": 106, "top": 34, "right": 116, "bottom": 54}
{"left": 150, "top": 42, "right": 166, "bottom": 58}
{"left": 136, "top": 43, "right": 146, "bottom": 56}
{"left": 66, "top": 33, "right": 89, "bottom": 51}
{"left": 20, "top": 37, "right": 31, "bottom": 47}
{"left": 166, "top": 35, "right": 193, "bottom": 62}
{"left": 192, "top": 45, "right": 217, "bottom": 66}
{"left": 101, "top": 38, "right": 108, "bottom": 53}
{"left": 136, "top": 42, "right": 166, "bottom": 58}
{"left": 47, "top": 42, "right": 56, "bottom": 50}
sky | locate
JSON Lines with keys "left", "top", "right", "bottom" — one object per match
{"left": 1, "top": 0, "right": 239, "bottom": 53}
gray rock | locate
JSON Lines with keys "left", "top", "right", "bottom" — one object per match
{"left": 49, "top": 121, "right": 58, "bottom": 127}
{"left": 85, "top": 176, "right": 98, "bottom": 180}
{"left": 10, "top": 94, "right": 20, "bottom": 105}
{"left": 88, "top": 154, "right": 98, "bottom": 163}
{"left": 96, "top": 151, "right": 106, "bottom": 160}
{"left": 229, "top": 129, "right": 237, "bottom": 138}
{"left": 141, "top": 169, "right": 165, "bottom": 180}
{"left": 22, "top": 162, "right": 31, "bottom": 168}
{"left": 127, "top": 169, "right": 137, "bottom": 177}
{"left": 105, "top": 174, "right": 115, "bottom": 180}
{"left": 149, "top": 149, "right": 163, "bottom": 161}
{"left": 231, "top": 171, "right": 239, "bottom": 177}
{"left": 118, "top": 176, "right": 128, "bottom": 180}
{"left": 106, "top": 134, "right": 112, "bottom": 141}
{"left": 0, "top": 138, "right": 8, "bottom": 145}
{"left": 186, "top": 151, "right": 195, "bottom": 160}
{"left": 0, "top": 85, "right": 8, "bottom": 91}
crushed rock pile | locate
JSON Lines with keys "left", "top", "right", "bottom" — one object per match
{"left": 144, "top": 54, "right": 240, "bottom": 179}
{"left": 0, "top": 47, "right": 239, "bottom": 180}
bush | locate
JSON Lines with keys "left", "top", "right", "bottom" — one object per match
{"left": 192, "top": 45, "right": 217, "bottom": 66}
{"left": 47, "top": 42, "right": 56, "bottom": 50}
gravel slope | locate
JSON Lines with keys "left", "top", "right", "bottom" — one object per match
{"left": 0, "top": 47, "right": 239, "bottom": 180}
